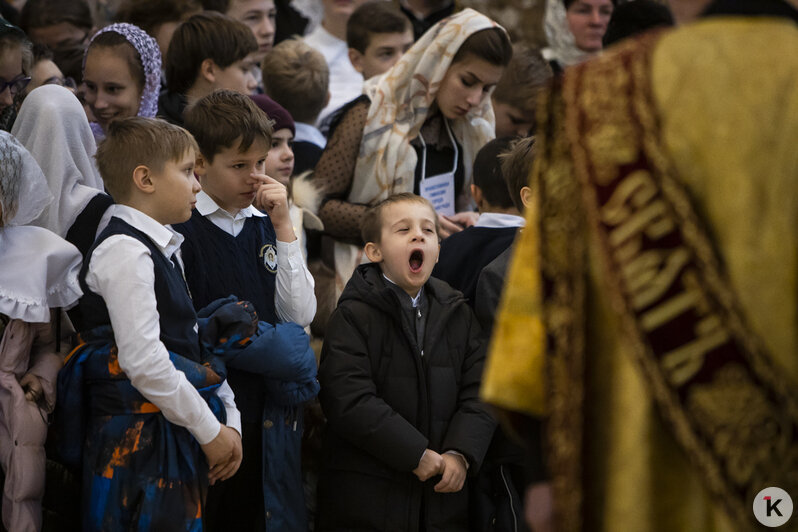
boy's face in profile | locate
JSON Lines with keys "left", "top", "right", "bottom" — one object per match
{"left": 365, "top": 201, "right": 440, "bottom": 297}
{"left": 212, "top": 53, "right": 260, "bottom": 95}
{"left": 195, "top": 137, "right": 269, "bottom": 215}
{"left": 150, "top": 148, "right": 201, "bottom": 225}
{"left": 492, "top": 98, "right": 535, "bottom": 138}
{"left": 349, "top": 29, "right": 414, "bottom": 80}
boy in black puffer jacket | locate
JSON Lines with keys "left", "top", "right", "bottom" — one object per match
{"left": 317, "top": 193, "right": 495, "bottom": 531}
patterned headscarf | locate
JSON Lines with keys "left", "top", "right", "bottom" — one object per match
{"left": 349, "top": 8, "right": 503, "bottom": 209}
{"left": 84, "top": 23, "right": 162, "bottom": 138}
{"left": 332, "top": 8, "right": 506, "bottom": 297}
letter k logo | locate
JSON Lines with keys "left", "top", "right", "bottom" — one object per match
{"left": 754, "top": 487, "right": 793, "bottom": 526}
{"left": 766, "top": 496, "right": 784, "bottom": 517}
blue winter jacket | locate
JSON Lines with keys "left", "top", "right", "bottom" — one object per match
{"left": 199, "top": 297, "right": 319, "bottom": 532}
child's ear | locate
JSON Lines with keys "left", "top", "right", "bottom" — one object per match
{"left": 364, "top": 241, "right": 383, "bottom": 263}
{"left": 520, "top": 186, "right": 533, "bottom": 209}
{"left": 200, "top": 58, "right": 217, "bottom": 84}
{"left": 194, "top": 153, "right": 207, "bottom": 177}
{"left": 470, "top": 184, "right": 483, "bottom": 208}
{"left": 348, "top": 48, "right": 365, "bottom": 74}
{"left": 132, "top": 165, "right": 155, "bottom": 194}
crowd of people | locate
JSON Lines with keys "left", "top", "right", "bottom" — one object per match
{"left": 0, "top": 0, "right": 796, "bottom": 531}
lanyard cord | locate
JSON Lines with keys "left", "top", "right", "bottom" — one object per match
{"left": 418, "top": 118, "right": 459, "bottom": 182}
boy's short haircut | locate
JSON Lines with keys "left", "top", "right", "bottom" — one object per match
{"left": 114, "top": 0, "right": 201, "bottom": 38}
{"left": 19, "top": 0, "right": 93, "bottom": 32}
{"left": 492, "top": 46, "right": 552, "bottom": 117}
{"left": 500, "top": 136, "right": 537, "bottom": 213}
{"left": 346, "top": 1, "right": 411, "bottom": 54}
{"left": 473, "top": 137, "right": 516, "bottom": 210}
{"left": 96, "top": 116, "right": 198, "bottom": 201}
{"left": 165, "top": 11, "right": 257, "bottom": 95}
{"left": 31, "top": 42, "right": 53, "bottom": 63}
{"left": 361, "top": 193, "right": 439, "bottom": 245}
{"left": 199, "top": 0, "right": 229, "bottom": 11}
{"left": 183, "top": 89, "right": 274, "bottom": 163}
{"left": 261, "top": 38, "right": 329, "bottom": 125}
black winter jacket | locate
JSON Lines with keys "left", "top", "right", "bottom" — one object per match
{"left": 317, "top": 263, "right": 496, "bottom": 532}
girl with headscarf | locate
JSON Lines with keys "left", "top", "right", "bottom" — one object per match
{"left": 311, "top": 8, "right": 512, "bottom": 299}
{"left": 81, "top": 22, "right": 161, "bottom": 140}
{"left": 0, "top": 131, "right": 82, "bottom": 532}
{"left": 12, "top": 84, "right": 112, "bottom": 329}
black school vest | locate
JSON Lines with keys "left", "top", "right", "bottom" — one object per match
{"left": 78, "top": 216, "right": 201, "bottom": 362}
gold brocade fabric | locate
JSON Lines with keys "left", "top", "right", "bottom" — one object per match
{"left": 482, "top": 17, "right": 798, "bottom": 532}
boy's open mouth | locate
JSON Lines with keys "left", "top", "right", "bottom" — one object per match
{"left": 409, "top": 249, "right": 424, "bottom": 273}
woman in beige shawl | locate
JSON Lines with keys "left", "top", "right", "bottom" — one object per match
{"left": 311, "top": 8, "right": 512, "bottom": 301}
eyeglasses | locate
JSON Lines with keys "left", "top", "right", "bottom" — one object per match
{"left": 0, "top": 75, "right": 31, "bottom": 95}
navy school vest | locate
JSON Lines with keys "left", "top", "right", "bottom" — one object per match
{"left": 174, "top": 211, "right": 279, "bottom": 422}
{"left": 174, "top": 211, "right": 278, "bottom": 324}
{"left": 78, "top": 216, "right": 201, "bottom": 363}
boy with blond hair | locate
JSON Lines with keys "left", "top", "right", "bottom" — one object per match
{"left": 74, "top": 117, "right": 242, "bottom": 530}
{"left": 175, "top": 89, "right": 318, "bottom": 531}
{"left": 318, "top": 193, "right": 495, "bottom": 531}
{"left": 261, "top": 37, "right": 330, "bottom": 174}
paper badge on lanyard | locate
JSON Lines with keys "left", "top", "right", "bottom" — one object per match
{"left": 418, "top": 119, "right": 458, "bottom": 217}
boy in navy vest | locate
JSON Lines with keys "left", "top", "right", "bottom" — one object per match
{"left": 78, "top": 117, "right": 243, "bottom": 530}
{"left": 176, "top": 89, "right": 318, "bottom": 531}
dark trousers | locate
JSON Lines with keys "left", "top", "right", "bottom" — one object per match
{"left": 205, "top": 422, "right": 265, "bottom": 531}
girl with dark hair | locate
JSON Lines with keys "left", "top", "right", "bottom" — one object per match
{"left": 312, "top": 8, "right": 512, "bottom": 303}
{"left": 82, "top": 22, "right": 161, "bottom": 139}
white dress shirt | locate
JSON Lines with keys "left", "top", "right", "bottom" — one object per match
{"left": 294, "top": 122, "right": 327, "bottom": 149}
{"left": 304, "top": 24, "right": 364, "bottom": 126}
{"left": 194, "top": 191, "right": 317, "bottom": 327}
{"left": 84, "top": 205, "right": 240, "bottom": 444}
{"left": 473, "top": 212, "right": 526, "bottom": 229}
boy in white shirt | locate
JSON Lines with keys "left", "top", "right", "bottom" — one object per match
{"left": 76, "top": 116, "right": 242, "bottom": 530}
{"left": 177, "top": 89, "right": 318, "bottom": 531}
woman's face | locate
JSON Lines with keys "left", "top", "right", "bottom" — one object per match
{"left": 0, "top": 44, "right": 24, "bottom": 112}
{"left": 435, "top": 54, "right": 504, "bottom": 121}
{"left": 566, "top": 0, "right": 614, "bottom": 53}
{"left": 82, "top": 45, "right": 143, "bottom": 131}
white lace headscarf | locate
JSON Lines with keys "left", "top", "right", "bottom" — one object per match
{"left": 0, "top": 131, "right": 82, "bottom": 323}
